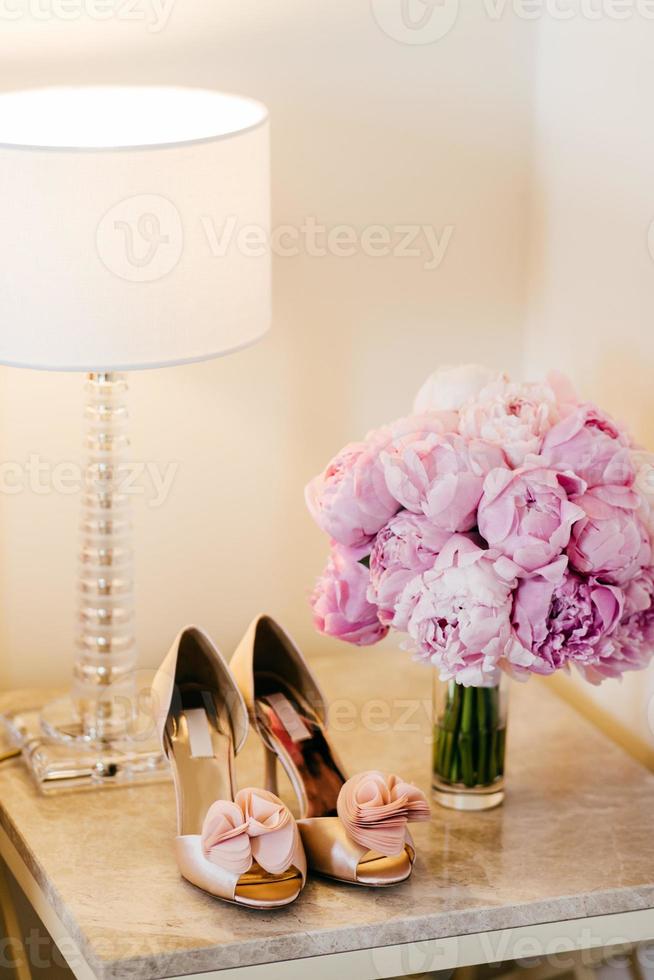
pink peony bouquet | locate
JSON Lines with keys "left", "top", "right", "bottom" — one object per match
{"left": 306, "top": 365, "right": 654, "bottom": 688}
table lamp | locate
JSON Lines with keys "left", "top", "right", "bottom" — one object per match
{"left": 0, "top": 86, "right": 270, "bottom": 792}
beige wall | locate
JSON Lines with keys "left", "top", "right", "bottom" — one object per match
{"left": 0, "top": 4, "right": 535, "bottom": 688}
{"left": 526, "top": 4, "right": 654, "bottom": 759}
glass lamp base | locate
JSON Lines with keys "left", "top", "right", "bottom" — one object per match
{"left": 1, "top": 698, "right": 169, "bottom": 794}
{"left": 0, "top": 375, "right": 171, "bottom": 794}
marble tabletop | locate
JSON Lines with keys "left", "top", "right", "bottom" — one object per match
{"left": 1, "top": 648, "right": 654, "bottom": 980}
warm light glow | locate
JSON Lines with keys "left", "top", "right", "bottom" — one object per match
{"left": 0, "top": 86, "right": 268, "bottom": 151}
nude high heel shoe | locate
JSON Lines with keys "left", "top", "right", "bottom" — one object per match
{"left": 152, "top": 626, "right": 306, "bottom": 908}
{"left": 231, "top": 615, "right": 430, "bottom": 887}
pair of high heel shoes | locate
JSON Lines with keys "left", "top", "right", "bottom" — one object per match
{"left": 153, "top": 615, "right": 430, "bottom": 909}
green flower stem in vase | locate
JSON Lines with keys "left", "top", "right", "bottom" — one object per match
{"left": 432, "top": 673, "right": 508, "bottom": 811}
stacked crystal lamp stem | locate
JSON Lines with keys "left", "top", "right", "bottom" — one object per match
{"left": 73, "top": 372, "right": 136, "bottom": 741}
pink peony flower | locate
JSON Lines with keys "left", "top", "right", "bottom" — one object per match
{"left": 623, "top": 566, "right": 654, "bottom": 617}
{"left": 567, "top": 485, "right": 651, "bottom": 585}
{"left": 382, "top": 432, "right": 506, "bottom": 532}
{"left": 571, "top": 569, "right": 654, "bottom": 683}
{"left": 512, "top": 568, "right": 623, "bottom": 676}
{"left": 413, "top": 364, "right": 503, "bottom": 413}
{"left": 310, "top": 545, "right": 388, "bottom": 646}
{"left": 585, "top": 622, "right": 654, "bottom": 682}
{"left": 632, "top": 450, "right": 654, "bottom": 536}
{"left": 478, "top": 466, "right": 585, "bottom": 574}
{"left": 305, "top": 440, "right": 399, "bottom": 549}
{"left": 305, "top": 413, "right": 458, "bottom": 549}
{"left": 459, "top": 379, "right": 562, "bottom": 467}
{"left": 394, "top": 535, "right": 531, "bottom": 686}
{"left": 541, "top": 404, "right": 633, "bottom": 488}
{"left": 546, "top": 370, "right": 579, "bottom": 410}
{"left": 368, "top": 513, "right": 453, "bottom": 625}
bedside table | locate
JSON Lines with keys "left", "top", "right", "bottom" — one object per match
{"left": 1, "top": 652, "right": 654, "bottom": 980}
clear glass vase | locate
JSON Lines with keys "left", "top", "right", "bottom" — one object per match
{"left": 432, "top": 672, "right": 509, "bottom": 811}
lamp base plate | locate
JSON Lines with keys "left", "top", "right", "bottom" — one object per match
{"left": 1, "top": 700, "right": 169, "bottom": 794}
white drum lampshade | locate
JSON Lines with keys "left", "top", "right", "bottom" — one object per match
{"left": 0, "top": 86, "right": 270, "bottom": 370}
{"left": 0, "top": 86, "right": 271, "bottom": 791}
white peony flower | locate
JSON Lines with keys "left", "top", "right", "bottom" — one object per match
{"left": 413, "top": 364, "right": 503, "bottom": 414}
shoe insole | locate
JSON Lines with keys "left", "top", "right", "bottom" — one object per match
{"left": 167, "top": 687, "right": 234, "bottom": 836}
{"left": 255, "top": 675, "right": 347, "bottom": 819}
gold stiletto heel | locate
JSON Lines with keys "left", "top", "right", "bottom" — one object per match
{"left": 152, "top": 626, "right": 306, "bottom": 908}
{"left": 231, "top": 615, "right": 430, "bottom": 887}
{"left": 263, "top": 743, "right": 279, "bottom": 796}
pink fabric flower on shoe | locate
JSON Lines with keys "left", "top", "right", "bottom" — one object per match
{"left": 541, "top": 404, "right": 633, "bottom": 488}
{"left": 310, "top": 544, "right": 388, "bottom": 646}
{"left": 478, "top": 466, "right": 585, "bottom": 575}
{"left": 201, "top": 789, "right": 297, "bottom": 876}
{"left": 337, "top": 771, "right": 430, "bottom": 856}
{"left": 567, "top": 485, "right": 651, "bottom": 586}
